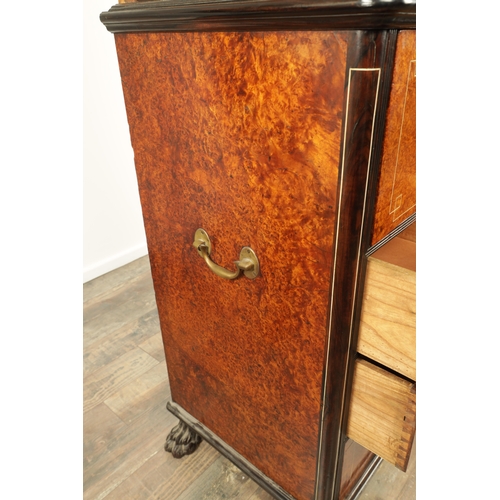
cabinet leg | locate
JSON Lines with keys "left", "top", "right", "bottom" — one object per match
{"left": 164, "top": 420, "right": 202, "bottom": 458}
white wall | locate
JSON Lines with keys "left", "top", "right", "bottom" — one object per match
{"left": 83, "top": 0, "right": 148, "bottom": 283}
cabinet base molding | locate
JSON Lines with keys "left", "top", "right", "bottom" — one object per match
{"left": 164, "top": 420, "right": 202, "bottom": 459}
{"left": 166, "top": 401, "right": 295, "bottom": 500}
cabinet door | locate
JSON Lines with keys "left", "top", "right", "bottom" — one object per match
{"left": 115, "top": 31, "right": 349, "bottom": 500}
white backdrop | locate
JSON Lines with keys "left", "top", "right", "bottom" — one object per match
{"left": 83, "top": 0, "right": 148, "bottom": 283}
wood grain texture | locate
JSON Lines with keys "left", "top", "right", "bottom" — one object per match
{"left": 115, "top": 30, "right": 349, "bottom": 500}
{"left": 83, "top": 272, "right": 158, "bottom": 350}
{"left": 138, "top": 330, "right": 168, "bottom": 362}
{"left": 371, "top": 30, "right": 416, "bottom": 245}
{"left": 84, "top": 347, "right": 160, "bottom": 413}
{"left": 175, "top": 454, "right": 265, "bottom": 500}
{"left": 117, "top": 441, "right": 220, "bottom": 500}
{"left": 347, "top": 359, "right": 416, "bottom": 472}
{"left": 83, "top": 255, "right": 152, "bottom": 305}
{"left": 84, "top": 402, "right": 128, "bottom": 471}
{"left": 84, "top": 308, "right": 160, "bottom": 375}
{"left": 84, "top": 395, "right": 175, "bottom": 500}
{"left": 104, "top": 362, "right": 169, "bottom": 423}
{"left": 358, "top": 233, "right": 416, "bottom": 380}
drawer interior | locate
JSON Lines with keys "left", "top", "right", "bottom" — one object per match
{"left": 358, "top": 223, "right": 416, "bottom": 380}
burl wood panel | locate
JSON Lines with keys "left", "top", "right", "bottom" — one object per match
{"left": 371, "top": 30, "right": 416, "bottom": 245}
{"left": 115, "top": 31, "right": 349, "bottom": 500}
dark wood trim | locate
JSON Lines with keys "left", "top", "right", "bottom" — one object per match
{"left": 166, "top": 401, "right": 295, "bottom": 500}
{"left": 343, "top": 456, "right": 383, "bottom": 500}
{"left": 333, "top": 30, "right": 400, "bottom": 500}
{"left": 314, "top": 30, "right": 398, "bottom": 500}
{"left": 332, "top": 30, "right": 400, "bottom": 500}
{"left": 100, "top": 0, "right": 416, "bottom": 33}
{"left": 366, "top": 212, "right": 416, "bottom": 257}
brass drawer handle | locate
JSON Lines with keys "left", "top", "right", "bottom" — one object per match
{"left": 193, "top": 228, "right": 259, "bottom": 280}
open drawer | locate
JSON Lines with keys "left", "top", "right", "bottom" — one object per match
{"left": 347, "top": 223, "right": 416, "bottom": 471}
{"left": 358, "top": 224, "right": 416, "bottom": 380}
{"left": 347, "top": 358, "right": 416, "bottom": 472}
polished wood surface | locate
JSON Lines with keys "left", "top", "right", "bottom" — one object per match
{"left": 316, "top": 31, "right": 400, "bottom": 500}
{"left": 84, "top": 255, "right": 416, "bottom": 499}
{"left": 102, "top": 0, "right": 416, "bottom": 33}
{"left": 371, "top": 30, "right": 416, "bottom": 245}
{"left": 358, "top": 231, "right": 416, "bottom": 380}
{"left": 108, "top": 24, "right": 417, "bottom": 499}
{"left": 347, "top": 359, "right": 416, "bottom": 472}
{"left": 115, "top": 30, "right": 349, "bottom": 500}
{"left": 113, "top": 27, "right": 411, "bottom": 500}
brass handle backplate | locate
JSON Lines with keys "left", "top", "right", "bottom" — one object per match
{"left": 193, "top": 228, "right": 259, "bottom": 280}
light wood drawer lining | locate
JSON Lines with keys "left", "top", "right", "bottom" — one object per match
{"left": 358, "top": 231, "right": 416, "bottom": 380}
{"left": 347, "top": 358, "right": 416, "bottom": 472}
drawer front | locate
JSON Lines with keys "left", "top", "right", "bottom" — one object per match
{"left": 115, "top": 31, "right": 349, "bottom": 500}
{"left": 347, "top": 359, "right": 416, "bottom": 471}
{"left": 358, "top": 236, "right": 416, "bottom": 381}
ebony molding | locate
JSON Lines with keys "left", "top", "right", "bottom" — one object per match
{"left": 314, "top": 29, "right": 399, "bottom": 500}
{"left": 100, "top": 0, "right": 416, "bottom": 33}
{"left": 166, "top": 402, "right": 295, "bottom": 500}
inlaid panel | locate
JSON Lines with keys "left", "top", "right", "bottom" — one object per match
{"left": 371, "top": 30, "right": 416, "bottom": 245}
{"left": 115, "top": 31, "right": 349, "bottom": 500}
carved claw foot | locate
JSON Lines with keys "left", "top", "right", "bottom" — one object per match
{"left": 164, "top": 420, "right": 202, "bottom": 458}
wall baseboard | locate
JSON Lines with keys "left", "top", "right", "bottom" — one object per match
{"left": 83, "top": 243, "right": 148, "bottom": 283}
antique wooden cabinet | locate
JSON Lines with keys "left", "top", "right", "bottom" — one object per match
{"left": 100, "top": 1, "right": 416, "bottom": 499}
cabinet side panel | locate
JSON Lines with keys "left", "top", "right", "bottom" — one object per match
{"left": 114, "top": 31, "right": 348, "bottom": 500}
{"left": 371, "top": 30, "right": 416, "bottom": 245}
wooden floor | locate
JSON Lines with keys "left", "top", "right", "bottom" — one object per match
{"left": 83, "top": 255, "right": 416, "bottom": 500}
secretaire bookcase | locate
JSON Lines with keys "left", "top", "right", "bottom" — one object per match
{"left": 100, "top": 1, "right": 416, "bottom": 499}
